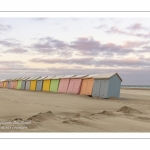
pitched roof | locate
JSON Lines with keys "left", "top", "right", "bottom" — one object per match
{"left": 83, "top": 74, "right": 99, "bottom": 78}
{"left": 60, "top": 75, "right": 76, "bottom": 79}
{"left": 37, "top": 76, "right": 48, "bottom": 80}
{"left": 44, "top": 75, "right": 55, "bottom": 79}
{"left": 26, "top": 77, "right": 35, "bottom": 80}
{"left": 18, "top": 77, "right": 27, "bottom": 80}
{"left": 30, "top": 77, "right": 41, "bottom": 80}
{"left": 22, "top": 77, "right": 30, "bottom": 80}
{"left": 83, "top": 73, "right": 122, "bottom": 81}
{"left": 71, "top": 75, "right": 88, "bottom": 78}
{"left": 94, "top": 73, "right": 122, "bottom": 81}
{"left": 52, "top": 75, "right": 64, "bottom": 79}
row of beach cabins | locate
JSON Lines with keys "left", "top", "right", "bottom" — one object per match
{"left": 0, "top": 73, "right": 122, "bottom": 98}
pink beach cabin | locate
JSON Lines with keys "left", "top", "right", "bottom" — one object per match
{"left": 67, "top": 75, "right": 88, "bottom": 94}
{"left": 10, "top": 80, "right": 14, "bottom": 89}
{"left": 58, "top": 75, "right": 76, "bottom": 93}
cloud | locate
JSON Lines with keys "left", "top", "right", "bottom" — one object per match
{"left": 4, "top": 48, "right": 28, "bottom": 53}
{"left": 106, "top": 26, "right": 129, "bottom": 35}
{"left": 134, "top": 33, "right": 150, "bottom": 38}
{"left": 143, "top": 46, "right": 150, "bottom": 49}
{"left": 95, "top": 24, "right": 107, "bottom": 29}
{"left": 69, "top": 37, "right": 134, "bottom": 55}
{"left": 0, "top": 40, "right": 20, "bottom": 47}
{"left": 0, "top": 60, "right": 23, "bottom": 64}
{"left": 31, "top": 18, "right": 47, "bottom": 21}
{"left": 32, "top": 36, "right": 148, "bottom": 57}
{"left": 106, "top": 26, "right": 150, "bottom": 38}
{"left": 95, "top": 58, "right": 150, "bottom": 67}
{"left": 30, "top": 57, "right": 94, "bottom": 65}
{"left": 0, "top": 60, "right": 24, "bottom": 69}
{"left": 32, "top": 37, "right": 68, "bottom": 54}
{"left": 0, "top": 24, "right": 12, "bottom": 32}
{"left": 30, "top": 56, "right": 150, "bottom": 68}
{"left": 122, "top": 41, "right": 149, "bottom": 48}
{"left": 70, "top": 37, "right": 100, "bottom": 52}
{"left": 127, "top": 23, "right": 147, "bottom": 31}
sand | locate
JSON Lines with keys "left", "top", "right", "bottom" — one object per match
{"left": 0, "top": 88, "right": 150, "bottom": 132}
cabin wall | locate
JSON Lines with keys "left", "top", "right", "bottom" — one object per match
{"left": 107, "top": 75, "right": 121, "bottom": 98}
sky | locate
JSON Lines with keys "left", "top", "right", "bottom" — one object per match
{"left": 0, "top": 18, "right": 150, "bottom": 85}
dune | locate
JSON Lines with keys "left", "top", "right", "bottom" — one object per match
{"left": 117, "top": 106, "right": 142, "bottom": 114}
{"left": 0, "top": 88, "right": 150, "bottom": 132}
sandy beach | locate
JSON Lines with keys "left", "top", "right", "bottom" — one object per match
{"left": 0, "top": 88, "right": 150, "bottom": 132}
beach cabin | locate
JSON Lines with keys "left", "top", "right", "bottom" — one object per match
{"left": 58, "top": 75, "right": 76, "bottom": 93}
{"left": 36, "top": 76, "right": 47, "bottom": 91}
{"left": 13, "top": 78, "right": 17, "bottom": 89}
{"left": 25, "top": 77, "right": 35, "bottom": 90}
{"left": 80, "top": 73, "right": 122, "bottom": 98}
{"left": 5, "top": 80, "right": 8, "bottom": 88}
{"left": 9, "top": 79, "right": 13, "bottom": 89}
{"left": 21, "top": 77, "right": 30, "bottom": 90}
{"left": 50, "top": 75, "right": 64, "bottom": 92}
{"left": 0, "top": 81, "right": 2, "bottom": 88}
{"left": 67, "top": 75, "right": 88, "bottom": 94}
{"left": 1, "top": 79, "right": 6, "bottom": 88}
{"left": 3, "top": 80, "right": 7, "bottom": 88}
{"left": 0, "top": 80, "right": 5, "bottom": 88}
{"left": 8, "top": 78, "right": 13, "bottom": 89}
{"left": 17, "top": 77, "right": 26, "bottom": 90}
{"left": 30, "top": 77, "right": 41, "bottom": 91}
{"left": 91, "top": 73, "right": 122, "bottom": 98}
{"left": 42, "top": 75, "right": 55, "bottom": 91}
{"left": 9, "top": 78, "right": 15, "bottom": 89}
{"left": 5, "top": 79, "right": 8, "bottom": 88}
{"left": 6, "top": 79, "right": 11, "bottom": 88}
{"left": 13, "top": 78, "right": 20, "bottom": 89}
{"left": 11, "top": 78, "right": 18, "bottom": 89}
{"left": 80, "top": 74, "right": 98, "bottom": 95}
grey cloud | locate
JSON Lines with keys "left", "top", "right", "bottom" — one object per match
{"left": 0, "top": 60, "right": 24, "bottom": 68}
{"left": 70, "top": 18, "right": 81, "bottom": 21}
{"left": 69, "top": 37, "right": 134, "bottom": 55}
{"left": 106, "top": 26, "right": 150, "bottom": 39}
{"left": 142, "top": 46, "right": 150, "bottom": 49}
{"left": 95, "top": 24, "right": 107, "bottom": 29}
{"left": 31, "top": 37, "right": 149, "bottom": 58}
{"left": 70, "top": 37, "right": 100, "bottom": 52}
{"left": 127, "top": 23, "right": 148, "bottom": 31}
{"left": 0, "top": 40, "right": 20, "bottom": 47}
{"left": 0, "top": 60, "right": 23, "bottom": 65}
{"left": 30, "top": 56, "right": 150, "bottom": 68}
{"left": 30, "top": 57, "right": 94, "bottom": 65}
{"left": 123, "top": 41, "right": 149, "bottom": 48}
{"left": 0, "top": 24, "right": 12, "bottom": 31}
{"left": 135, "top": 33, "right": 150, "bottom": 38}
{"left": 4, "top": 48, "right": 28, "bottom": 53}
{"left": 95, "top": 58, "right": 150, "bottom": 67}
{"left": 140, "top": 46, "right": 150, "bottom": 52}
{"left": 31, "top": 18, "right": 47, "bottom": 21}
{"left": 106, "top": 26, "right": 129, "bottom": 35}
{"left": 32, "top": 37, "right": 68, "bottom": 54}
{"left": 100, "top": 43, "right": 133, "bottom": 54}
